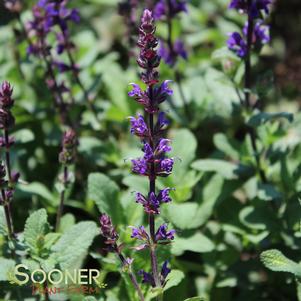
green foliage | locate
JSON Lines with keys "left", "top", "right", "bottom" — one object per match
{"left": 0, "top": 0, "right": 299, "bottom": 300}
{"left": 24, "top": 209, "right": 50, "bottom": 255}
{"left": 261, "top": 249, "right": 301, "bottom": 277}
{"left": 88, "top": 172, "right": 123, "bottom": 223}
{"left": 51, "top": 221, "right": 99, "bottom": 269}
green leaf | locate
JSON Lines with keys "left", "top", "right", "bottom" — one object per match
{"left": 164, "top": 270, "right": 185, "bottom": 291}
{"left": 88, "top": 173, "right": 122, "bottom": 223}
{"left": 24, "top": 209, "right": 49, "bottom": 254}
{"left": 192, "top": 159, "right": 252, "bottom": 180}
{"left": 261, "top": 249, "right": 301, "bottom": 276}
{"left": 172, "top": 232, "right": 215, "bottom": 256}
{"left": 18, "top": 182, "right": 56, "bottom": 206}
{"left": 0, "top": 206, "right": 7, "bottom": 235}
{"left": 170, "top": 129, "right": 197, "bottom": 172}
{"left": 213, "top": 133, "right": 240, "bottom": 160}
{"left": 184, "top": 298, "right": 204, "bottom": 301}
{"left": 164, "top": 203, "right": 199, "bottom": 230}
{"left": 52, "top": 221, "right": 98, "bottom": 270}
{"left": 13, "top": 129, "right": 35, "bottom": 143}
{"left": 257, "top": 184, "right": 282, "bottom": 201}
{"left": 0, "top": 258, "right": 15, "bottom": 281}
{"left": 59, "top": 213, "right": 76, "bottom": 233}
{"left": 248, "top": 112, "right": 294, "bottom": 127}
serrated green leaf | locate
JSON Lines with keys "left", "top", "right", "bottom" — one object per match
{"left": 261, "top": 249, "right": 301, "bottom": 276}
{"left": 24, "top": 209, "right": 49, "bottom": 254}
{"left": 52, "top": 221, "right": 98, "bottom": 270}
{"left": 88, "top": 173, "right": 122, "bottom": 223}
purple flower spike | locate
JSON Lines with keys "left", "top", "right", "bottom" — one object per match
{"left": 227, "top": 32, "right": 247, "bottom": 58}
{"left": 243, "top": 21, "right": 270, "bottom": 45}
{"left": 155, "top": 224, "right": 176, "bottom": 241}
{"left": 129, "top": 114, "right": 149, "bottom": 137}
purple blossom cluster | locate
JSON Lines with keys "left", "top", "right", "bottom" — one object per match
{"left": 27, "top": 0, "right": 80, "bottom": 77}
{"left": 227, "top": 0, "right": 271, "bottom": 58}
{"left": 154, "top": 0, "right": 188, "bottom": 66}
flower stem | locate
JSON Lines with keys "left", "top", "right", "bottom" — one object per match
{"left": 148, "top": 102, "right": 162, "bottom": 298}
{"left": 59, "top": 26, "right": 100, "bottom": 121}
{"left": 2, "top": 128, "right": 16, "bottom": 241}
{"left": 118, "top": 253, "right": 145, "bottom": 301}
{"left": 165, "top": 0, "right": 190, "bottom": 119}
{"left": 245, "top": 3, "right": 267, "bottom": 183}
{"left": 1, "top": 190, "right": 14, "bottom": 240}
{"left": 55, "top": 165, "right": 68, "bottom": 232}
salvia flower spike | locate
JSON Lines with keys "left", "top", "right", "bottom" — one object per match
{"left": 226, "top": 0, "right": 272, "bottom": 183}
{"left": 0, "top": 81, "right": 19, "bottom": 244}
{"left": 99, "top": 214, "right": 145, "bottom": 301}
{"left": 128, "top": 9, "right": 176, "bottom": 295}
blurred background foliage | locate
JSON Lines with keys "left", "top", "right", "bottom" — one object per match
{"left": 0, "top": 0, "right": 301, "bottom": 300}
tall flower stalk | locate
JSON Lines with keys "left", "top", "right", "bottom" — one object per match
{"left": 128, "top": 9, "right": 175, "bottom": 299}
{"left": 99, "top": 9, "right": 175, "bottom": 301}
{"left": 154, "top": 0, "right": 189, "bottom": 118}
{"left": 56, "top": 129, "right": 77, "bottom": 232}
{"left": 227, "top": 0, "right": 271, "bottom": 182}
{"left": 0, "top": 81, "right": 20, "bottom": 251}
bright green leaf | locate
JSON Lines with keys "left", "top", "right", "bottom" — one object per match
{"left": 261, "top": 249, "right": 301, "bottom": 277}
